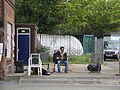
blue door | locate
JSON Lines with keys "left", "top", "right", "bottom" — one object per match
{"left": 18, "top": 35, "right": 30, "bottom": 65}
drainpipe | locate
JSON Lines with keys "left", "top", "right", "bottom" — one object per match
{"left": 2, "top": 0, "right": 4, "bottom": 26}
{"left": 1, "top": 0, "right": 6, "bottom": 64}
{"left": 0, "top": 0, "right": 4, "bottom": 28}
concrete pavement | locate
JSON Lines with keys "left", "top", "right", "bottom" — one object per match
{"left": 0, "top": 63, "right": 120, "bottom": 90}
{"left": 17, "top": 64, "right": 120, "bottom": 86}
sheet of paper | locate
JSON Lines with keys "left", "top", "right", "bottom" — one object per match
{"left": 0, "top": 54, "right": 2, "bottom": 62}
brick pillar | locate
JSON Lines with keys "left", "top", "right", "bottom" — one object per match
{"left": 0, "top": 61, "right": 5, "bottom": 80}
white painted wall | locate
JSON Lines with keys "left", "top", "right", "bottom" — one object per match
{"left": 37, "top": 34, "right": 83, "bottom": 56}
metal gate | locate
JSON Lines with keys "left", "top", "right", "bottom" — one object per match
{"left": 83, "top": 35, "right": 95, "bottom": 54}
{"left": 73, "top": 35, "right": 95, "bottom": 54}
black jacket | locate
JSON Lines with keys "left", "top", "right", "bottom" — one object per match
{"left": 53, "top": 51, "right": 67, "bottom": 63}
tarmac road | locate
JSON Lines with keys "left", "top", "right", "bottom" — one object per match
{"left": 104, "top": 61, "right": 119, "bottom": 70}
{"left": 0, "top": 81, "right": 120, "bottom": 90}
{"left": 103, "top": 60, "right": 119, "bottom": 74}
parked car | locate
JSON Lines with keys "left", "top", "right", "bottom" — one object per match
{"left": 104, "top": 40, "right": 119, "bottom": 61}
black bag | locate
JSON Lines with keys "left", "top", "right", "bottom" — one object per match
{"left": 33, "top": 68, "right": 51, "bottom": 75}
{"left": 87, "top": 64, "right": 100, "bottom": 71}
{"left": 15, "top": 61, "right": 24, "bottom": 73}
{"left": 42, "top": 68, "right": 51, "bottom": 75}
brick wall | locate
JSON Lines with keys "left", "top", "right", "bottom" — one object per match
{"left": 0, "top": 0, "right": 3, "bottom": 79}
{"left": 0, "top": 0, "right": 15, "bottom": 78}
{"left": 0, "top": 0, "right": 3, "bottom": 22}
{"left": 4, "top": 0, "right": 15, "bottom": 73}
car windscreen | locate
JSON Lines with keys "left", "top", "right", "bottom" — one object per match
{"left": 104, "top": 41, "right": 119, "bottom": 50}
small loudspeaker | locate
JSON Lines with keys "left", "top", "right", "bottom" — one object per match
{"left": 15, "top": 61, "right": 24, "bottom": 73}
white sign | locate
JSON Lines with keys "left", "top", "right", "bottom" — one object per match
{"left": 0, "top": 43, "right": 3, "bottom": 54}
{"left": 7, "top": 23, "right": 12, "bottom": 58}
{"left": 0, "top": 54, "right": 2, "bottom": 62}
{"left": 0, "top": 43, "right": 3, "bottom": 62}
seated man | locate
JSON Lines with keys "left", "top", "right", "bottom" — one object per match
{"left": 53, "top": 46, "right": 68, "bottom": 73}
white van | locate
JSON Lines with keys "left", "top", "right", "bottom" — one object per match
{"left": 104, "top": 40, "right": 119, "bottom": 61}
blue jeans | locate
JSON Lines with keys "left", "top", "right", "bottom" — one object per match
{"left": 57, "top": 60, "right": 68, "bottom": 73}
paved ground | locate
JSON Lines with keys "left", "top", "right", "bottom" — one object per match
{"left": 0, "top": 81, "right": 120, "bottom": 90}
{"left": 0, "top": 82, "right": 120, "bottom": 90}
{"left": 18, "top": 63, "right": 120, "bottom": 86}
{"left": 0, "top": 62, "right": 120, "bottom": 90}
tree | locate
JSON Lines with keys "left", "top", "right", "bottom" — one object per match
{"left": 15, "top": 0, "right": 59, "bottom": 33}
{"left": 15, "top": 0, "right": 120, "bottom": 35}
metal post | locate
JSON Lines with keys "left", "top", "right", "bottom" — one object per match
{"left": 116, "top": 39, "right": 120, "bottom": 76}
{"left": 119, "top": 59, "right": 120, "bottom": 75}
{"left": 69, "top": 35, "right": 71, "bottom": 55}
{"left": 116, "top": 54, "right": 120, "bottom": 76}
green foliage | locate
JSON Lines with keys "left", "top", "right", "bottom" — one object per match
{"left": 15, "top": 0, "right": 120, "bottom": 35}
{"left": 68, "top": 54, "right": 91, "bottom": 64}
{"left": 36, "top": 46, "right": 49, "bottom": 53}
{"left": 48, "top": 54, "right": 53, "bottom": 62}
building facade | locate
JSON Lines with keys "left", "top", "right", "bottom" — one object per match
{"left": 0, "top": 0, "right": 15, "bottom": 79}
